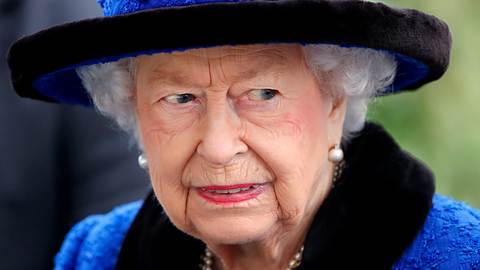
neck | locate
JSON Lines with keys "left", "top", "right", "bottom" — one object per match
{"left": 205, "top": 210, "right": 314, "bottom": 270}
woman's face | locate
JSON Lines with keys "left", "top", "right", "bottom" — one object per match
{"left": 135, "top": 44, "right": 345, "bottom": 244}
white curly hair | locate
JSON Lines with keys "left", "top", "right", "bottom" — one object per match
{"left": 77, "top": 44, "right": 396, "bottom": 148}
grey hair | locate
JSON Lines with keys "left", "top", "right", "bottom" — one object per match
{"left": 303, "top": 45, "right": 396, "bottom": 141}
{"left": 77, "top": 58, "right": 141, "bottom": 144}
{"left": 77, "top": 44, "right": 396, "bottom": 147}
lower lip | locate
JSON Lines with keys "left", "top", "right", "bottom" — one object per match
{"left": 196, "top": 183, "right": 265, "bottom": 204}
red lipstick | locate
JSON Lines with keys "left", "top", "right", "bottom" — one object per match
{"left": 196, "top": 183, "right": 265, "bottom": 204}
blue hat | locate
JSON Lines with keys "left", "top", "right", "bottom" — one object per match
{"left": 7, "top": 0, "right": 452, "bottom": 106}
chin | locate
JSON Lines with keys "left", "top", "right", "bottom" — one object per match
{"left": 192, "top": 214, "right": 278, "bottom": 245}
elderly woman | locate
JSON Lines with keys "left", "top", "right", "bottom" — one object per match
{"left": 7, "top": 0, "right": 480, "bottom": 269}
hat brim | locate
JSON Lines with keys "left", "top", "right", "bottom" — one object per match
{"left": 7, "top": 0, "right": 451, "bottom": 106}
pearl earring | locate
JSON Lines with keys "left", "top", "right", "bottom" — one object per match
{"left": 328, "top": 144, "right": 344, "bottom": 163}
{"left": 138, "top": 153, "right": 148, "bottom": 169}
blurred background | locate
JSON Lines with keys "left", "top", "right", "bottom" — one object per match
{"left": 0, "top": 1, "right": 149, "bottom": 270}
{"left": 371, "top": 0, "right": 480, "bottom": 208}
{"left": 0, "top": 0, "right": 479, "bottom": 270}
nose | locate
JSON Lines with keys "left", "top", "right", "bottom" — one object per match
{"left": 196, "top": 101, "right": 248, "bottom": 166}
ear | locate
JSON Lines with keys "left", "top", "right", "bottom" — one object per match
{"left": 326, "top": 95, "right": 347, "bottom": 146}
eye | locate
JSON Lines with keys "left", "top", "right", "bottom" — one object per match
{"left": 247, "top": 89, "right": 278, "bottom": 101}
{"left": 163, "top": 93, "right": 196, "bottom": 104}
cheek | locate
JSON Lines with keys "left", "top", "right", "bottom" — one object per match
{"left": 278, "top": 103, "right": 329, "bottom": 183}
{"left": 137, "top": 103, "right": 200, "bottom": 231}
{"left": 147, "top": 105, "right": 200, "bottom": 135}
{"left": 249, "top": 95, "right": 329, "bottom": 172}
{"left": 137, "top": 98, "right": 200, "bottom": 176}
{"left": 243, "top": 94, "right": 330, "bottom": 222}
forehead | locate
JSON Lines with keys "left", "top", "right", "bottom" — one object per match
{"left": 136, "top": 44, "right": 304, "bottom": 78}
{"left": 183, "top": 44, "right": 303, "bottom": 59}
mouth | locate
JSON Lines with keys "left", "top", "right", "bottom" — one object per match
{"left": 196, "top": 183, "right": 266, "bottom": 204}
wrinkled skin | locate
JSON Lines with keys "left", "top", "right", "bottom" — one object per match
{"left": 134, "top": 44, "right": 346, "bottom": 269}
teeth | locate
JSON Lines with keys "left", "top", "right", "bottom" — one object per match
{"left": 229, "top": 188, "right": 243, "bottom": 193}
{"left": 210, "top": 189, "right": 230, "bottom": 194}
{"left": 206, "top": 184, "right": 262, "bottom": 194}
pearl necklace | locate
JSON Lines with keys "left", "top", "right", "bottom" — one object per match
{"left": 199, "top": 161, "right": 345, "bottom": 270}
{"left": 200, "top": 246, "right": 304, "bottom": 270}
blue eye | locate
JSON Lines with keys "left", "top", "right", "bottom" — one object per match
{"left": 164, "top": 93, "right": 195, "bottom": 104}
{"left": 248, "top": 89, "right": 278, "bottom": 101}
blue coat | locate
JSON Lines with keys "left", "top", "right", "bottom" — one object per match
{"left": 54, "top": 123, "right": 480, "bottom": 269}
{"left": 53, "top": 194, "right": 480, "bottom": 270}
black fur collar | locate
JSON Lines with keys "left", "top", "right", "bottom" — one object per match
{"left": 115, "top": 122, "right": 435, "bottom": 269}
